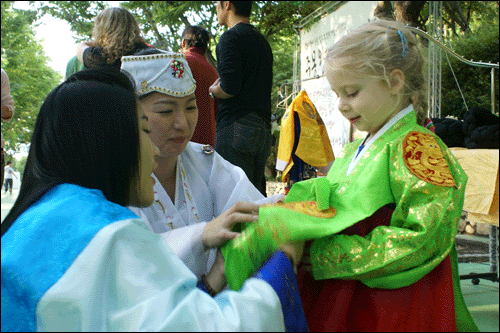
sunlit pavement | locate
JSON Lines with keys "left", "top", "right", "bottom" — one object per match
{"left": 1, "top": 187, "right": 19, "bottom": 223}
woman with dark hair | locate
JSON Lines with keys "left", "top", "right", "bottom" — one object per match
{"left": 180, "top": 25, "right": 219, "bottom": 146}
{"left": 1, "top": 70, "right": 307, "bottom": 332}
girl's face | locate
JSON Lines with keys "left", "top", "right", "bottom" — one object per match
{"left": 326, "top": 60, "right": 404, "bottom": 136}
{"left": 129, "top": 105, "right": 160, "bottom": 207}
{"left": 139, "top": 92, "right": 198, "bottom": 159}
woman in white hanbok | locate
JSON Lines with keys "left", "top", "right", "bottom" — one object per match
{"left": 1, "top": 69, "right": 307, "bottom": 332}
{"left": 122, "top": 49, "right": 283, "bottom": 280}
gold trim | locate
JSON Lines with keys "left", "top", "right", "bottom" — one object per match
{"left": 403, "top": 131, "right": 457, "bottom": 187}
{"left": 262, "top": 201, "right": 337, "bottom": 218}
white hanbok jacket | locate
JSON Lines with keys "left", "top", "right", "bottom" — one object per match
{"left": 129, "top": 142, "right": 281, "bottom": 278}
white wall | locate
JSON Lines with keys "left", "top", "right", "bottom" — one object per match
{"left": 300, "top": 1, "right": 379, "bottom": 155}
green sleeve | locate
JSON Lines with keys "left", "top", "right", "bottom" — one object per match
{"left": 221, "top": 177, "right": 335, "bottom": 291}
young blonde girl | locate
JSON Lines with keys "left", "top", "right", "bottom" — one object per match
{"left": 221, "top": 19, "right": 478, "bottom": 332}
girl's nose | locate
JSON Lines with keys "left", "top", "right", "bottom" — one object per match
{"left": 337, "top": 98, "right": 350, "bottom": 112}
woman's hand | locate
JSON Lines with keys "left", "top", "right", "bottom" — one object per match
{"left": 297, "top": 240, "right": 313, "bottom": 273}
{"left": 202, "top": 201, "right": 259, "bottom": 249}
{"left": 279, "top": 241, "right": 305, "bottom": 273}
{"left": 205, "top": 249, "right": 227, "bottom": 294}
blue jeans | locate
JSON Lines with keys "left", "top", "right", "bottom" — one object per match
{"left": 215, "top": 116, "right": 271, "bottom": 195}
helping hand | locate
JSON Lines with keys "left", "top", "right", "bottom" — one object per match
{"left": 279, "top": 240, "right": 305, "bottom": 273}
{"left": 205, "top": 249, "right": 227, "bottom": 294}
{"left": 297, "top": 240, "right": 313, "bottom": 273}
{"left": 202, "top": 201, "right": 259, "bottom": 249}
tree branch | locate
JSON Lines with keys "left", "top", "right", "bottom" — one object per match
{"left": 142, "top": 6, "right": 164, "bottom": 45}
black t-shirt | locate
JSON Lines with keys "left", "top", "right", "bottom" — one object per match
{"left": 83, "top": 42, "right": 151, "bottom": 72}
{"left": 215, "top": 23, "right": 273, "bottom": 130}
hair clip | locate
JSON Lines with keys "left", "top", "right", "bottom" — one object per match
{"left": 398, "top": 30, "right": 409, "bottom": 58}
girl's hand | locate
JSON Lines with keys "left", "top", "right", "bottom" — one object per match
{"left": 202, "top": 201, "right": 259, "bottom": 249}
{"left": 205, "top": 249, "right": 227, "bottom": 294}
{"left": 279, "top": 241, "right": 305, "bottom": 273}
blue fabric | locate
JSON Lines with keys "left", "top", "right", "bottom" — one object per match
{"left": 254, "top": 251, "right": 309, "bottom": 332}
{"left": 196, "top": 280, "right": 212, "bottom": 296}
{"left": 1, "top": 184, "right": 137, "bottom": 332}
{"left": 356, "top": 144, "right": 365, "bottom": 157}
{"left": 289, "top": 112, "right": 316, "bottom": 185}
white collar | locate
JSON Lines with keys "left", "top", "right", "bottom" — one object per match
{"left": 346, "top": 105, "right": 414, "bottom": 176}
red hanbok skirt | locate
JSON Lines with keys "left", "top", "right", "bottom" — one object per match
{"left": 297, "top": 205, "right": 457, "bottom": 332}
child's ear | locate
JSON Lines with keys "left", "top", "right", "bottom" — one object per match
{"left": 389, "top": 69, "right": 405, "bottom": 94}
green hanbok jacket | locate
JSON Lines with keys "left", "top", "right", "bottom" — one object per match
{"left": 222, "top": 109, "right": 478, "bottom": 331}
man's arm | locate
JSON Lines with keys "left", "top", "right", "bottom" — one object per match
{"left": 209, "top": 78, "right": 234, "bottom": 99}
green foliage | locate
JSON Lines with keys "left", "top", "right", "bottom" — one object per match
{"left": 32, "top": 0, "right": 106, "bottom": 41}
{"left": 1, "top": 1, "right": 62, "bottom": 153}
{"left": 440, "top": 3, "right": 499, "bottom": 119}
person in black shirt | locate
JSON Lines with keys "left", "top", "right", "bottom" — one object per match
{"left": 210, "top": 1, "right": 273, "bottom": 196}
{"left": 76, "top": 7, "right": 152, "bottom": 72}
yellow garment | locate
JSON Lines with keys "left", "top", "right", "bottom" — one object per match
{"left": 276, "top": 90, "right": 334, "bottom": 182}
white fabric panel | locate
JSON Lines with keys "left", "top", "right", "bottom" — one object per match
{"left": 36, "top": 218, "right": 285, "bottom": 332}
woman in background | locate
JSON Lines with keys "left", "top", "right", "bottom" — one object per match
{"left": 76, "top": 7, "right": 152, "bottom": 71}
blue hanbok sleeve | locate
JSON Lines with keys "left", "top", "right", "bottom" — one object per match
{"left": 254, "top": 251, "right": 309, "bottom": 332}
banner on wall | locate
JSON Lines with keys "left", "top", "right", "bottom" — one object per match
{"left": 300, "top": 1, "right": 379, "bottom": 155}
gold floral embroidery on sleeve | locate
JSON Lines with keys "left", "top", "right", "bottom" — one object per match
{"left": 402, "top": 131, "right": 456, "bottom": 187}
{"left": 262, "top": 201, "right": 337, "bottom": 218}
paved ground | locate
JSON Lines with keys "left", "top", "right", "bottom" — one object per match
{"left": 1, "top": 187, "right": 18, "bottom": 222}
{"left": 459, "top": 261, "right": 499, "bottom": 332}
{"left": 1, "top": 188, "right": 498, "bottom": 331}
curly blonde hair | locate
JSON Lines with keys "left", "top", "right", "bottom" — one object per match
{"left": 92, "top": 7, "right": 147, "bottom": 65}
{"left": 326, "top": 20, "right": 429, "bottom": 125}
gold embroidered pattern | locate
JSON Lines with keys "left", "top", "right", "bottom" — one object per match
{"left": 402, "top": 131, "right": 456, "bottom": 187}
{"left": 262, "top": 201, "right": 337, "bottom": 218}
{"left": 302, "top": 101, "right": 316, "bottom": 120}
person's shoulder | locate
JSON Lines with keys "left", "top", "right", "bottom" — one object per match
{"left": 181, "top": 142, "right": 217, "bottom": 179}
{"left": 184, "top": 142, "right": 215, "bottom": 158}
{"left": 391, "top": 126, "right": 463, "bottom": 187}
{"left": 52, "top": 184, "right": 134, "bottom": 216}
{"left": 129, "top": 42, "right": 152, "bottom": 56}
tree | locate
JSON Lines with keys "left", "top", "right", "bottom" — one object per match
{"left": 374, "top": 1, "right": 499, "bottom": 118}
{"left": 440, "top": 2, "right": 499, "bottom": 118}
{"left": 1, "top": 1, "right": 62, "bottom": 156}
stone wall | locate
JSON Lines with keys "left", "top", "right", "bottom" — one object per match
{"left": 458, "top": 211, "right": 493, "bottom": 237}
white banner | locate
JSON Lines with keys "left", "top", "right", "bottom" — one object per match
{"left": 300, "top": 1, "right": 379, "bottom": 155}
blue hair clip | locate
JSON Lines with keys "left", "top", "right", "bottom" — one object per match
{"left": 398, "top": 30, "right": 409, "bottom": 58}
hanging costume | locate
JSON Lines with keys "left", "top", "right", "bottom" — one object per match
{"left": 276, "top": 90, "right": 335, "bottom": 191}
{"left": 222, "top": 106, "right": 478, "bottom": 331}
{"left": 1, "top": 183, "right": 308, "bottom": 332}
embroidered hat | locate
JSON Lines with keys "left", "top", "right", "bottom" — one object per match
{"left": 121, "top": 50, "right": 196, "bottom": 98}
